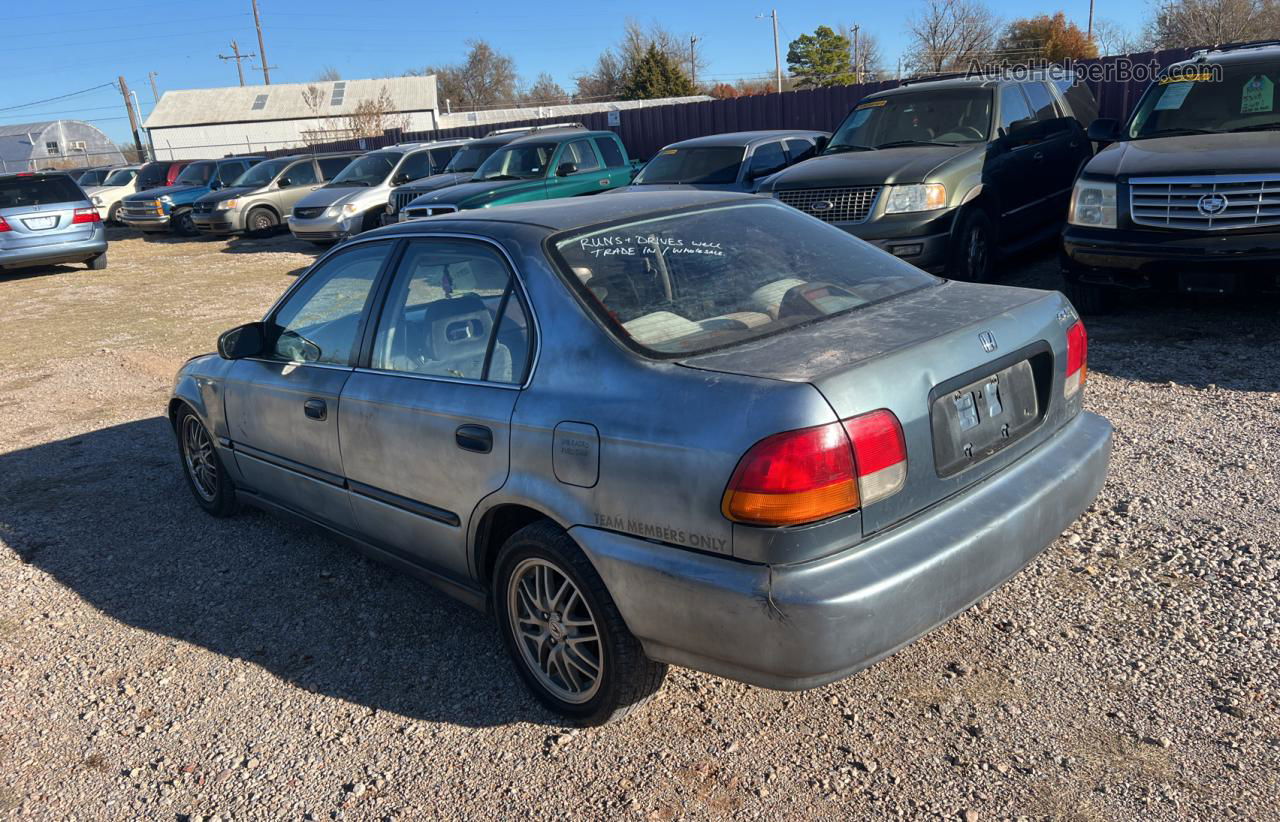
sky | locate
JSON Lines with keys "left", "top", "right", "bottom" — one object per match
{"left": 0, "top": 0, "right": 1149, "bottom": 145}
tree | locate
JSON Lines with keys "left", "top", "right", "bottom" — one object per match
{"left": 906, "top": 0, "right": 1001, "bottom": 73}
{"left": 522, "top": 73, "right": 570, "bottom": 106}
{"left": 346, "top": 86, "right": 409, "bottom": 137}
{"left": 997, "top": 12, "right": 1098, "bottom": 62}
{"left": 412, "top": 39, "right": 519, "bottom": 109}
{"left": 622, "top": 44, "right": 697, "bottom": 99}
{"left": 1092, "top": 19, "right": 1147, "bottom": 55}
{"left": 1149, "top": 0, "right": 1280, "bottom": 50}
{"left": 574, "top": 51, "right": 627, "bottom": 100}
{"left": 787, "top": 26, "right": 856, "bottom": 87}
{"left": 316, "top": 66, "right": 342, "bottom": 81}
{"left": 575, "top": 19, "right": 706, "bottom": 99}
{"left": 840, "top": 26, "right": 886, "bottom": 80}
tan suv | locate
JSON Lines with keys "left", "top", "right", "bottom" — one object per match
{"left": 191, "top": 153, "right": 358, "bottom": 236}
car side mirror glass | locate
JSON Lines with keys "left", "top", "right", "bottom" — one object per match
{"left": 217, "top": 322, "right": 267, "bottom": 360}
{"left": 1087, "top": 117, "right": 1121, "bottom": 143}
{"left": 210, "top": 180, "right": 223, "bottom": 191}
{"left": 557, "top": 162, "right": 578, "bottom": 177}
{"left": 278, "top": 177, "right": 292, "bottom": 188}
{"left": 813, "top": 135, "right": 830, "bottom": 153}
{"left": 392, "top": 173, "right": 411, "bottom": 185}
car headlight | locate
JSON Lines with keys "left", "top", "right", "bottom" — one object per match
{"left": 328, "top": 202, "right": 360, "bottom": 217}
{"left": 215, "top": 199, "right": 239, "bottom": 211}
{"left": 1068, "top": 179, "right": 1117, "bottom": 228}
{"left": 884, "top": 183, "right": 947, "bottom": 214}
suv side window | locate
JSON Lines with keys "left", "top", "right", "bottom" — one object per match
{"left": 429, "top": 146, "right": 460, "bottom": 173}
{"left": 268, "top": 242, "right": 389, "bottom": 366}
{"left": 593, "top": 136, "right": 626, "bottom": 168}
{"left": 560, "top": 139, "right": 602, "bottom": 172}
{"left": 1022, "top": 82, "right": 1058, "bottom": 121}
{"left": 217, "top": 162, "right": 247, "bottom": 185}
{"left": 371, "top": 240, "right": 531, "bottom": 384}
{"left": 747, "top": 141, "right": 788, "bottom": 179}
{"left": 998, "top": 85, "right": 1035, "bottom": 135}
{"left": 281, "top": 160, "right": 318, "bottom": 187}
{"left": 318, "top": 156, "right": 353, "bottom": 180}
{"left": 397, "top": 151, "right": 436, "bottom": 183}
{"left": 784, "top": 138, "right": 817, "bottom": 163}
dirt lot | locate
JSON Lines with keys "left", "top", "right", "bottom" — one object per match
{"left": 1, "top": 227, "right": 1278, "bottom": 820}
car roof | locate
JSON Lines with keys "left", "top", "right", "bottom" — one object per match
{"left": 388, "top": 138, "right": 473, "bottom": 150}
{"left": 505, "top": 128, "right": 614, "bottom": 146}
{"left": 873, "top": 76, "right": 999, "bottom": 97}
{"left": 662, "top": 130, "right": 827, "bottom": 149}
{"left": 1179, "top": 41, "right": 1280, "bottom": 66}
{"left": 368, "top": 189, "right": 756, "bottom": 235}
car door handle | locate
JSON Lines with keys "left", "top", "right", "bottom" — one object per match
{"left": 1033, "top": 151, "right": 1045, "bottom": 161}
{"left": 303, "top": 398, "right": 327, "bottom": 421}
{"left": 455, "top": 424, "right": 492, "bottom": 454}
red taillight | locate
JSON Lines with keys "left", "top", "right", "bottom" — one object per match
{"left": 72, "top": 207, "right": 101, "bottom": 224}
{"left": 722, "top": 410, "right": 906, "bottom": 527}
{"left": 0, "top": 216, "right": 10, "bottom": 232}
{"left": 1064, "top": 320, "right": 1088, "bottom": 398}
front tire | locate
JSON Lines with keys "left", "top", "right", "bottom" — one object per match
{"left": 949, "top": 208, "right": 994, "bottom": 282}
{"left": 494, "top": 521, "right": 667, "bottom": 725}
{"left": 246, "top": 207, "right": 279, "bottom": 237}
{"left": 171, "top": 208, "right": 197, "bottom": 237}
{"left": 106, "top": 203, "right": 121, "bottom": 225}
{"left": 175, "top": 407, "right": 237, "bottom": 517}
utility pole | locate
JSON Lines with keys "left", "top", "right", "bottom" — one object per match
{"left": 689, "top": 35, "right": 699, "bottom": 87}
{"left": 148, "top": 71, "right": 160, "bottom": 103}
{"left": 219, "top": 40, "right": 255, "bottom": 87}
{"left": 1087, "top": 0, "right": 1095, "bottom": 42}
{"left": 117, "top": 76, "right": 144, "bottom": 160}
{"left": 251, "top": 0, "right": 272, "bottom": 85}
{"left": 851, "top": 24, "right": 860, "bottom": 84}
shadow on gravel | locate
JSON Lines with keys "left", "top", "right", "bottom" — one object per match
{"left": 1, "top": 418, "right": 553, "bottom": 728}
{"left": 0, "top": 262, "right": 86, "bottom": 282}
{"left": 221, "top": 233, "right": 325, "bottom": 259}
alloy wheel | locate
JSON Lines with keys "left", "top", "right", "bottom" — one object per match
{"left": 506, "top": 557, "right": 603, "bottom": 704}
{"left": 182, "top": 416, "right": 218, "bottom": 502}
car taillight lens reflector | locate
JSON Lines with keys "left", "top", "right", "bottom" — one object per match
{"left": 722, "top": 410, "right": 907, "bottom": 527}
{"left": 0, "top": 216, "right": 10, "bottom": 232}
{"left": 1064, "top": 320, "right": 1088, "bottom": 398}
{"left": 72, "top": 208, "right": 101, "bottom": 224}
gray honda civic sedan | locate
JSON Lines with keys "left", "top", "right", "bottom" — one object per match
{"left": 170, "top": 191, "right": 1111, "bottom": 724}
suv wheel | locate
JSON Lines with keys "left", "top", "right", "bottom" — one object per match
{"left": 172, "top": 208, "right": 198, "bottom": 237}
{"left": 494, "top": 521, "right": 667, "bottom": 725}
{"left": 246, "top": 207, "right": 279, "bottom": 236}
{"left": 175, "top": 406, "right": 237, "bottom": 517}
{"left": 950, "top": 209, "right": 993, "bottom": 282}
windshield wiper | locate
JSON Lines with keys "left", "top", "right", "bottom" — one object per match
{"left": 482, "top": 174, "right": 526, "bottom": 181}
{"left": 824, "top": 143, "right": 876, "bottom": 154}
{"left": 1226, "top": 122, "right": 1280, "bottom": 133}
{"left": 330, "top": 180, "right": 372, "bottom": 187}
{"left": 1136, "top": 128, "right": 1220, "bottom": 138}
{"left": 874, "top": 140, "right": 958, "bottom": 149}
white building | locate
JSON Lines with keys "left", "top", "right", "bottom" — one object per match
{"left": 143, "top": 76, "right": 440, "bottom": 160}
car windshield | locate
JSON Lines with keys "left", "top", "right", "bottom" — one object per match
{"left": 473, "top": 143, "right": 554, "bottom": 180}
{"left": 0, "top": 175, "right": 84, "bottom": 208}
{"left": 175, "top": 161, "right": 216, "bottom": 186}
{"left": 1129, "top": 61, "right": 1280, "bottom": 137}
{"left": 444, "top": 144, "right": 499, "bottom": 173}
{"left": 234, "top": 158, "right": 290, "bottom": 188}
{"left": 77, "top": 169, "right": 109, "bottom": 186}
{"left": 102, "top": 168, "right": 135, "bottom": 186}
{"left": 553, "top": 201, "right": 935, "bottom": 356}
{"left": 329, "top": 152, "right": 403, "bottom": 186}
{"left": 827, "top": 89, "right": 993, "bottom": 151}
{"left": 634, "top": 147, "right": 744, "bottom": 185}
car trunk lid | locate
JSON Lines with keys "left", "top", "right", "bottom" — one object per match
{"left": 680, "top": 280, "right": 1080, "bottom": 535}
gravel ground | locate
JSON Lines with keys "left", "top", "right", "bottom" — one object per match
{"left": 1, "top": 228, "right": 1277, "bottom": 821}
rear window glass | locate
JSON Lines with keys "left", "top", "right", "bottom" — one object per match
{"left": 0, "top": 175, "right": 83, "bottom": 208}
{"left": 552, "top": 201, "right": 936, "bottom": 356}
{"left": 635, "top": 147, "right": 743, "bottom": 185}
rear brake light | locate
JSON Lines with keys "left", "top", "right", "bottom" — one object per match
{"left": 722, "top": 409, "right": 906, "bottom": 527}
{"left": 72, "top": 208, "right": 101, "bottom": 224}
{"left": 0, "top": 216, "right": 10, "bottom": 232}
{"left": 1064, "top": 320, "right": 1088, "bottom": 398}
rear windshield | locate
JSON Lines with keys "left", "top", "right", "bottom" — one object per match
{"left": 552, "top": 201, "right": 935, "bottom": 356}
{"left": 176, "top": 161, "right": 216, "bottom": 185}
{"left": 137, "top": 163, "right": 169, "bottom": 189}
{"left": 634, "top": 147, "right": 744, "bottom": 185}
{"left": 0, "top": 175, "right": 83, "bottom": 208}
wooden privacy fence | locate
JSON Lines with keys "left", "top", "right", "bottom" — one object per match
{"left": 262, "top": 47, "right": 1200, "bottom": 163}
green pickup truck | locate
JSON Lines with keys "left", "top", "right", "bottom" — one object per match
{"left": 398, "top": 127, "right": 639, "bottom": 220}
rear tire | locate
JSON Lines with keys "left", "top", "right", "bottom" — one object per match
{"left": 494, "top": 520, "right": 667, "bottom": 725}
{"left": 106, "top": 203, "right": 121, "bottom": 225}
{"left": 86, "top": 252, "right": 107, "bottom": 271}
{"left": 949, "top": 209, "right": 994, "bottom": 282}
{"left": 246, "top": 207, "right": 279, "bottom": 237}
{"left": 172, "top": 208, "right": 197, "bottom": 237}
{"left": 175, "top": 406, "right": 237, "bottom": 517}
{"left": 1062, "top": 278, "right": 1113, "bottom": 315}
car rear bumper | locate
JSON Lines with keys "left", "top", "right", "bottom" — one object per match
{"left": 0, "top": 233, "right": 107, "bottom": 269}
{"left": 1063, "top": 225, "right": 1280, "bottom": 294}
{"left": 572, "top": 410, "right": 1112, "bottom": 690}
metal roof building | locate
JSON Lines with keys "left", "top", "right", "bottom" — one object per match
{"left": 0, "top": 120, "right": 126, "bottom": 173}
{"left": 143, "top": 76, "right": 440, "bottom": 160}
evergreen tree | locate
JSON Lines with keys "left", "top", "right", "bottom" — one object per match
{"left": 787, "top": 26, "right": 856, "bottom": 87}
{"left": 622, "top": 44, "right": 697, "bottom": 99}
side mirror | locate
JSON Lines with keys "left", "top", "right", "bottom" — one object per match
{"left": 557, "top": 162, "right": 578, "bottom": 177}
{"left": 392, "top": 173, "right": 411, "bottom": 185}
{"left": 1087, "top": 117, "right": 1121, "bottom": 143}
{"left": 217, "top": 322, "right": 267, "bottom": 360}
{"left": 278, "top": 177, "right": 293, "bottom": 188}
{"left": 210, "top": 180, "right": 223, "bottom": 191}
{"left": 813, "top": 135, "right": 830, "bottom": 153}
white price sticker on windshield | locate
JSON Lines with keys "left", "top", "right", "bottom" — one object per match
{"left": 1154, "top": 81, "right": 1194, "bottom": 111}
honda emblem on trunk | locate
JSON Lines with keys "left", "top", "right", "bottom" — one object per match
{"left": 978, "top": 331, "right": 998, "bottom": 353}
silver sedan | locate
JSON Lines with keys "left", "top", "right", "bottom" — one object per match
{"left": 169, "top": 191, "right": 1111, "bottom": 724}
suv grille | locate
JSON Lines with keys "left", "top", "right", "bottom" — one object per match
{"left": 403, "top": 205, "right": 458, "bottom": 220}
{"left": 390, "top": 190, "right": 420, "bottom": 214}
{"left": 775, "top": 186, "right": 882, "bottom": 223}
{"left": 1130, "top": 175, "right": 1280, "bottom": 231}
{"left": 293, "top": 206, "right": 325, "bottom": 219}
{"left": 122, "top": 201, "right": 157, "bottom": 216}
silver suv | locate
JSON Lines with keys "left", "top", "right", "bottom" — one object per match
{"left": 192, "top": 153, "right": 358, "bottom": 237}
{"left": 0, "top": 172, "right": 107, "bottom": 272}
{"left": 287, "top": 140, "right": 470, "bottom": 244}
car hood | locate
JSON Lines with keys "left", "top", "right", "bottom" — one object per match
{"left": 195, "top": 186, "right": 254, "bottom": 205}
{"left": 618, "top": 182, "right": 745, "bottom": 193}
{"left": 760, "top": 145, "right": 980, "bottom": 190}
{"left": 397, "top": 172, "right": 471, "bottom": 195}
{"left": 294, "top": 186, "right": 375, "bottom": 209}
{"left": 123, "top": 183, "right": 200, "bottom": 201}
{"left": 1084, "top": 131, "right": 1280, "bottom": 178}
{"left": 410, "top": 178, "right": 541, "bottom": 207}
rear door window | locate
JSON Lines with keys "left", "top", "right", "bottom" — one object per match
{"left": 1022, "top": 82, "right": 1058, "bottom": 121}
{"left": 593, "top": 136, "right": 626, "bottom": 168}
{"left": 0, "top": 175, "right": 83, "bottom": 207}
{"left": 560, "top": 139, "right": 602, "bottom": 172}
{"left": 998, "top": 85, "right": 1035, "bottom": 134}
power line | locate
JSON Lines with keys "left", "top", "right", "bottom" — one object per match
{"left": 0, "top": 83, "right": 118, "bottom": 114}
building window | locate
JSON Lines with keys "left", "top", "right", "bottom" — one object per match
{"left": 45, "top": 141, "right": 60, "bottom": 155}
{"left": 251, "top": 94, "right": 269, "bottom": 110}
{"left": 71, "top": 140, "right": 87, "bottom": 151}
{"left": 330, "top": 81, "right": 346, "bottom": 106}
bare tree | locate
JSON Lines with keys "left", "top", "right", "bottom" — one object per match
{"left": 574, "top": 51, "right": 627, "bottom": 100}
{"left": 316, "top": 66, "right": 342, "bottom": 81}
{"left": 345, "top": 86, "right": 409, "bottom": 137}
{"left": 906, "top": 0, "right": 1001, "bottom": 73}
{"left": 1149, "top": 0, "right": 1280, "bottom": 49}
{"left": 839, "top": 26, "right": 886, "bottom": 79}
{"left": 1092, "top": 18, "right": 1147, "bottom": 55}
{"left": 521, "top": 73, "right": 571, "bottom": 106}
{"left": 412, "top": 40, "right": 520, "bottom": 109}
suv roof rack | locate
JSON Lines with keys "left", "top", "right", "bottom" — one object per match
{"left": 1195, "top": 39, "right": 1280, "bottom": 57}
{"left": 484, "top": 122, "right": 586, "bottom": 137}
{"left": 901, "top": 71, "right": 975, "bottom": 86}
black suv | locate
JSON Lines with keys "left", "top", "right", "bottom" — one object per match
{"left": 1063, "top": 42, "right": 1280, "bottom": 311}
{"left": 757, "top": 74, "right": 1097, "bottom": 280}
